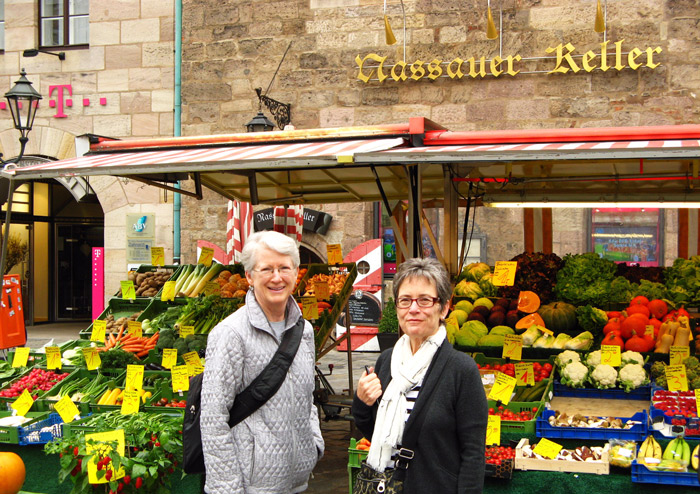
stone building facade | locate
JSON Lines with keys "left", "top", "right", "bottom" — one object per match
{"left": 178, "top": 0, "right": 699, "bottom": 267}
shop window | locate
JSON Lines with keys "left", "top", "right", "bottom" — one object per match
{"left": 40, "top": 0, "right": 88, "bottom": 48}
{"left": 589, "top": 208, "right": 663, "bottom": 266}
{"left": 1, "top": 183, "right": 31, "bottom": 214}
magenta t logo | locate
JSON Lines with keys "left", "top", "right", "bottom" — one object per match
{"left": 49, "top": 84, "right": 73, "bottom": 118}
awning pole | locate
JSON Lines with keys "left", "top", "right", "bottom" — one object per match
{"left": 370, "top": 166, "right": 409, "bottom": 260}
{"left": 0, "top": 178, "right": 15, "bottom": 277}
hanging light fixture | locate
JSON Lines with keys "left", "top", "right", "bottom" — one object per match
{"left": 486, "top": 0, "right": 498, "bottom": 40}
{"left": 383, "top": 0, "right": 397, "bottom": 45}
{"left": 594, "top": 0, "right": 606, "bottom": 33}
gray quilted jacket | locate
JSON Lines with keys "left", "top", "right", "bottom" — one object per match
{"left": 201, "top": 290, "right": 324, "bottom": 493}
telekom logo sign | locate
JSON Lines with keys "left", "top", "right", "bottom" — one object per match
{"left": 0, "top": 84, "right": 107, "bottom": 118}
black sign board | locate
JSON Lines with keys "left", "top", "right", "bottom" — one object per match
{"left": 346, "top": 293, "right": 382, "bottom": 326}
{"left": 254, "top": 207, "right": 332, "bottom": 235}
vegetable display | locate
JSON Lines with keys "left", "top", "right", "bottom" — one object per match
{"left": 170, "top": 263, "right": 228, "bottom": 298}
{"left": 497, "top": 252, "right": 563, "bottom": 303}
{"left": 0, "top": 369, "right": 69, "bottom": 399}
{"left": 125, "top": 270, "right": 173, "bottom": 298}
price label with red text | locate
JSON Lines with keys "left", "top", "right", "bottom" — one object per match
{"left": 11, "top": 389, "right": 34, "bottom": 416}
{"left": 492, "top": 261, "right": 517, "bottom": 286}
{"left": 515, "top": 362, "right": 535, "bottom": 386}
{"left": 488, "top": 372, "right": 517, "bottom": 405}
{"left": 670, "top": 346, "right": 690, "bottom": 366}
{"left": 120, "top": 281, "right": 136, "bottom": 300}
{"left": 179, "top": 325, "right": 195, "bottom": 338}
{"left": 486, "top": 415, "right": 501, "bottom": 446}
{"left": 326, "top": 244, "right": 343, "bottom": 265}
{"left": 45, "top": 346, "right": 62, "bottom": 370}
{"left": 91, "top": 320, "right": 106, "bottom": 342}
{"left": 150, "top": 247, "right": 165, "bottom": 266}
{"left": 302, "top": 297, "right": 319, "bottom": 320}
{"left": 54, "top": 395, "right": 80, "bottom": 423}
{"left": 645, "top": 325, "right": 655, "bottom": 338}
{"left": 161, "top": 280, "right": 176, "bottom": 301}
{"left": 198, "top": 247, "right": 214, "bottom": 267}
{"left": 203, "top": 282, "right": 220, "bottom": 296}
{"left": 666, "top": 365, "right": 688, "bottom": 392}
{"left": 128, "top": 321, "right": 142, "bottom": 338}
{"left": 315, "top": 282, "right": 330, "bottom": 300}
{"left": 120, "top": 390, "right": 141, "bottom": 415}
{"left": 162, "top": 349, "right": 177, "bottom": 369}
{"left": 126, "top": 365, "right": 144, "bottom": 391}
{"left": 695, "top": 389, "right": 700, "bottom": 416}
{"left": 533, "top": 438, "right": 563, "bottom": 460}
{"left": 83, "top": 347, "right": 101, "bottom": 371}
{"left": 601, "top": 345, "right": 621, "bottom": 367}
{"left": 11, "top": 347, "right": 29, "bottom": 368}
{"left": 502, "top": 334, "right": 522, "bottom": 360}
{"left": 171, "top": 366, "right": 190, "bottom": 392}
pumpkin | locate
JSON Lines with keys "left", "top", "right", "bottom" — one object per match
{"left": 0, "top": 452, "right": 25, "bottom": 494}
{"left": 517, "top": 291, "right": 540, "bottom": 313}
{"left": 620, "top": 313, "right": 649, "bottom": 340}
{"left": 626, "top": 304, "right": 650, "bottom": 318}
{"left": 625, "top": 331, "right": 653, "bottom": 353}
{"left": 537, "top": 301, "right": 577, "bottom": 335}
{"left": 602, "top": 331, "right": 624, "bottom": 349}
{"left": 647, "top": 299, "right": 668, "bottom": 319}
{"left": 630, "top": 295, "right": 650, "bottom": 306}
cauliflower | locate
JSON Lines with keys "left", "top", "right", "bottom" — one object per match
{"left": 618, "top": 363, "right": 649, "bottom": 392}
{"left": 590, "top": 364, "right": 618, "bottom": 389}
{"left": 555, "top": 350, "right": 581, "bottom": 368}
{"left": 621, "top": 351, "right": 644, "bottom": 367}
{"left": 585, "top": 350, "right": 602, "bottom": 368}
{"left": 560, "top": 361, "right": 589, "bottom": 388}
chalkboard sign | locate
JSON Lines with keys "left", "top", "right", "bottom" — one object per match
{"left": 346, "top": 293, "right": 382, "bottom": 326}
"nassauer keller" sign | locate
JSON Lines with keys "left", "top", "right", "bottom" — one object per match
{"left": 356, "top": 39, "right": 661, "bottom": 83}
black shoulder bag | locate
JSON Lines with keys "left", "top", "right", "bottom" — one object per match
{"left": 182, "top": 316, "right": 305, "bottom": 475}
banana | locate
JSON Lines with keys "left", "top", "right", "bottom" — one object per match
{"left": 651, "top": 436, "right": 663, "bottom": 460}
{"left": 663, "top": 438, "right": 679, "bottom": 460}
{"left": 681, "top": 438, "right": 691, "bottom": 464}
{"left": 638, "top": 436, "right": 652, "bottom": 463}
{"left": 692, "top": 444, "right": 699, "bottom": 470}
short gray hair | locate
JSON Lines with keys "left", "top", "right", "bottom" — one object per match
{"left": 393, "top": 258, "right": 451, "bottom": 309}
{"left": 240, "top": 231, "right": 300, "bottom": 272}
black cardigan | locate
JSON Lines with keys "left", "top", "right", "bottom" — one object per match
{"left": 352, "top": 340, "right": 487, "bottom": 494}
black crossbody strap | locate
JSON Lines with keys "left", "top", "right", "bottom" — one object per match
{"left": 227, "top": 316, "right": 305, "bottom": 428}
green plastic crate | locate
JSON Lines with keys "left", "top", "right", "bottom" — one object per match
{"left": 347, "top": 438, "right": 370, "bottom": 494}
{"left": 0, "top": 366, "right": 72, "bottom": 412}
{"left": 80, "top": 297, "right": 151, "bottom": 340}
{"left": 155, "top": 263, "right": 244, "bottom": 300}
{"left": 37, "top": 368, "right": 119, "bottom": 415}
{"left": 114, "top": 265, "right": 180, "bottom": 298}
{"left": 0, "top": 411, "right": 49, "bottom": 444}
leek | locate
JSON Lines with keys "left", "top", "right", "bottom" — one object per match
{"left": 183, "top": 264, "right": 206, "bottom": 296}
{"left": 174, "top": 264, "right": 193, "bottom": 294}
{"left": 190, "top": 263, "right": 226, "bottom": 297}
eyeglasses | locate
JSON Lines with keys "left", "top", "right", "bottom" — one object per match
{"left": 396, "top": 297, "right": 440, "bottom": 309}
{"left": 253, "top": 266, "right": 295, "bottom": 278}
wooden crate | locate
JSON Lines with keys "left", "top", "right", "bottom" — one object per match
{"left": 514, "top": 438, "right": 610, "bottom": 475}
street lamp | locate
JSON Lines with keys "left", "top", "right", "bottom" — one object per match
{"left": 2, "top": 69, "right": 43, "bottom": 165}
{"left": 245, "top": 109, "right": 275, "bottom": 133}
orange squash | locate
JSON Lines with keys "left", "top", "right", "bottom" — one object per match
{"left": 515, "top": 312, "right": 545, "bottom": 330}
{"left": 602, "top": 331, "right": 624, "bottom": 349}
{"left": 626, "top": 304, "right": 650, "bottom": 318}
{"left": 0, "top": 452, "right": 25, "bottom": 494}
{"left": 630, "top": 295, "right": 650, "bottom": 306}
{"left": 647, "top": 299, "right": 668, "bottom": 319}
{"left": 620, "top": 313, "right": 649, "bottom": 340}
{"left": 517, "top": 291, "right": 541, "bottom": 313}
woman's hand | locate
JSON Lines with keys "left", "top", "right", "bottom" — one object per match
{"left": 357, "top": 367, "right": 382, "bottom": 406}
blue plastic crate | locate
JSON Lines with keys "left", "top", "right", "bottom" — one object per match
{"left": 552, "top": 380, "right": 651, "bottom": 400}
{"left": 536, "top": 409, "right": 648, "bottom": 441}
{"left": 631, "top": 460, "right": 700, "bottom": 486}
{"left": 18, "top": 412, "right": 63, "bottom": 445}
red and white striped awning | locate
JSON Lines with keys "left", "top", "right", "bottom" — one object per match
{"left": 3, "top": 137, "right": 408, "bottom": 180}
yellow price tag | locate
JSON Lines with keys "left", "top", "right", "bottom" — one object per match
{"left": 54, "top": 395, "right": 81, "bottom": 424}
{"left": 182, "top": 351, "right": 202, "bottom": 367}
{"left": 179, "top": 325, "right": 195, "bottom": 338}
{"left": 486, "top": 415, "right": 501, "bottom": 446}
{"left": 86, "top": 430, "right": 125, "bottom": 483}
{"left": 125, "top": 365, "right": 144, "bottom": 391}
{"left": 515, "top": 362, "right": 535, "bottom": 386}
{"left": 302, "top": 297, "right": 319, "bottom": 320}
{"left": 536, "top": 325, "right": 554, "bottom": 336}
{"left": 315, "top": 281, "right": 330, "bottom": 301}
{"left": 120, "top": 389, "right": 141, "bottom": 415}
{"left": 120, "top": 280, "right": 136, "bottom": 300}
{"left": 666, "top": 364, "right": 688, "bottom": 392}
{"left": 82, "top": 347, "right": 101, "bottom": 371}
{"left": 11, "top": 347, "right": 30, "bottom": 368}
{"left": 171, "top": 365, "right": 190, "bottom": 392}
{"left": 162, "top": 348, "right": 177, "bottom": 369}
{"left": 533, "top": 438, "right": 563, "bottom": 460}
{"left": 670, "top": 346, "right": 691, "bottom": 366}
{"left": 161, "top": 280, "right": 176, "bottom": 301}
{"left": 326, "top": 244, "right": 343, "bottom": 265}
{"left": 696, "top": 389, "right": 700, "bottom": 416}
{"left": 645, "top": 325, "right": 655, "bottom": 338}
{"left": 11, "top": 389, "right": 34, "bottom": 416}
{"left": 150, "top": 247, "right": 165, "bottom": 266}
{"left": 488, "top": 372, "right": 517, "bottom": 405}
{"left": 198, "top": 248, "right": 214, "bottom": 267}
{"left": 128, "top": 321, "right": 142, "bottom": 339}
{"left": 600, "top": 345, "right": 621, "bottom": 367}
{"left": 492, "top": 261, "right": 517, "bottom": 286}
{"left": 91, "top": 320, "right": 107, "bottom": 342}
{"left": 191, "top": 363, "right": 205, "bottom": 376}
{"left": 502, "top": 335, "right": 523, "bottom": 360}
{"left": 203, "top": 281, "right": 220, "bottom": 296}
{"left": 45, "top": 346, "right": 62, "bottom": 370}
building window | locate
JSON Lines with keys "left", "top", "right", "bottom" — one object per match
{"left": 40, "top": 0, "right": 88, "bottom": 48}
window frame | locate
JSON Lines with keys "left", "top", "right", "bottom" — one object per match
{"left": 39, "top": 0, "right": 89, "bottom": 49}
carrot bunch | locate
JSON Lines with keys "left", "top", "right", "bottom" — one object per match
{"left": 101, "top": 326, "right": 160, "bottom": 358}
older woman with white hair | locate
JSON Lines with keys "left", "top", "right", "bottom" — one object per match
{"left": 352, "top": 257, "right": 487, "bottom": 494}
{"left": 201, "top": 230, "right": 324, "bottom": 493}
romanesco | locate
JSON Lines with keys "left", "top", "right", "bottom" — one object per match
{"left": 585, "top": 350, "right": 602, "bottom": 368}
{"left": 618, "top": 363, "right": 649, "bottom": 392}
{"left": 650, "top": 361, "right": 666, "bottom": 379}
{"left": 590, "top": 364, "right": 618, "bottom": 389}
{"left": 621, "top": 351, "right": 644, "bottom": 367}
{"left": 555, "top": 350, "right": 582, "bottom": 368}
{"left": 560, "top": 361, "right": 589, "bottom": 388}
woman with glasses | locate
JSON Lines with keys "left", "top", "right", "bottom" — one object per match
{"left": 200, "top": 230, "right": 324, "bottom": 493}
{"left": 352, "top": 258, "right": 487, "bottom": 494}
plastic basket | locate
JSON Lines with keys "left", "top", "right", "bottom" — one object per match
{"left": 631, "top": 460, "right": 700, "bottom": 486}
{"left": 536, "top": 409, "right": 649, "bottom": 441}
{"left": 347, "top": 438, "right": 370, "bottom": 494}
{"left": 0, "top": 411, "right": 49, "bottom": 444}
{"left": 155, "top": 263, "right": 245, "bottom": 300}
{"left": 114, "top": 265, "right": 179, "bottom": 298}
{"left": 0, "top": 366, "right": 71, "bottom": 412}
{"left": 18, "top": 412, "right": 63, "bottom": 445}
{"left": 552, "top": 380, "right": 651, "bottom": 400}
{"left": 38, "top": 368, "right": 121, "bottom": 415}
{"left": 61, "top": 413, "right": 95, "bottom": 439}
{"left": 80, "top": 297, "right": 151, "bottom": 339}
{"left": 143, "top": 383, "right": 187, "bottom": 413}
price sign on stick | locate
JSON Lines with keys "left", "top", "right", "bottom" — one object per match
{"left": 161, "top": 280, "right": 176, "bottom": 301}
{"left": 171, "top": 365, "right": 190, "bottom": 392}
{"left": 666, "top": 365, "right": 688, "bottom": 392}
{"left": 120, "top": 389, "right": 141, "bottom": 416}
{"left": 203, "top": 281, "right": 220, "bottom": 296}
{"left": 486, "top": 415, "right": 501, "bottom": 446}
{"left": 326, "top": 244, "right": 343, "bottom": 265}
{"left": 150, "top": 247, "right": 165, "bottom": 266}
{"left": 488, "top": 372, "right": 516, "bottom": 405}
{"left": 120, "top": 281, "right": 136, "bottom": 300}
{"left": 198, "top": 247, "right": 214, "bottom": 267}
{"left": 162, "top": 349, "right": 177, "bottom": 369}
{"left": 11, "top": 347, "right": 29, "bottom": 368}
{"left": 302, "top": 297, "right": 319, "bottom": 320}
{"left": 670, "top": 346, "right": 690, "bottom": 366}
{"left": 600, "top": 345, "right": 621, "bottom": 367}
{"left": 515, "top": 362, "right": 535, "bottom": 387}
{"left": 128, "top": 321, "right": 142, "bottom": 339}
{"left": 645, "top": 325, "right": 655, "bottom": 339}
{"left": 83, "top": 347, "right": 101, "bottom": 371}
{"left": 179, "top": 325, "right": 195, "bottom": 338}
{"left": 502, "top": 335, "right": 523, "bottom": 360}
{"left": 86, "top": 430, "right": 125, "bottom": 484}
{"left": 126, "top": 365, "right": 144, "bottom": 391}
{"left": 54, "top": 395, "right": 80, "bottom": 424}
{"left": 11, "top": 389, "right": 34, "bottom": 416}
{"left": 91, "top": 320, "right": 106, "bottom": 342}
{"left": 315, "top": 281, "right": 330, "bottom": 301}
{"left": 533, "top": 438, "right": 563, "bottom": 460}
{"left": 45, "top": 346, "right": 62, "bottom": 370}
{"left": 492, "top": 261, "right": 517, "bottom": 286}
{"left": 182, "top": 352, "right": 202, "bottom": 367}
